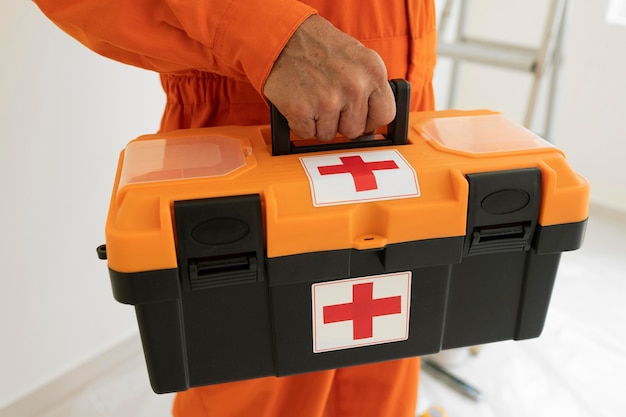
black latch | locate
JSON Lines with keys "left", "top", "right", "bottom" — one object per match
{"left": 174, "top": 194, "right": 265, "bottom": 291}
{"left": 468, "top": 222, "right": 532, "bottom": 255}
{"left": 465, "top": 168, "right": 542, "bottom": 256}
{"left": 188, "top": 253, "right": 258, "bottom": 290}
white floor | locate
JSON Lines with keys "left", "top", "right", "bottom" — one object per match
{"left": 29, "top": 206, "right": 626, "bottom": 417}
{"left": 420, "top": 205, "right": 626, "bottom": 416}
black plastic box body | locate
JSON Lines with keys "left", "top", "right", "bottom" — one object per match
{"left": 109, "top": 167, "right": 586, "bottom": 393}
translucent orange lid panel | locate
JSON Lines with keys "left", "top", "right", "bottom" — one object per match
{"left": 420, "top": 114, "right": 554, "bottom": 155}
{"left": 119, "top": 135, "right": 250, "bottom": 188}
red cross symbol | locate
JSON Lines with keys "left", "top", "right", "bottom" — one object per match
{"left": 323, "top": 282, "right": 402, "bottom": 340}
{"left": 317, "top": 155, "right": 399, "bottom": 192}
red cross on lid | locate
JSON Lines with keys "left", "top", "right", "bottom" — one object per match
{"left": 317, "top": 155, "right": 400, "bottom": 192}
{"left": 300, "top": 150, "right": 420, "bottom": 207}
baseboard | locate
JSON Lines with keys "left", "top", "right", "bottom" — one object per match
{"left": 0, "top": 332, "right": 142, "bottom": 417}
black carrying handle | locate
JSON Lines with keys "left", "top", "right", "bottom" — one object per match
{"left": 270, "top": 79, "right": 411, "bottom": 156}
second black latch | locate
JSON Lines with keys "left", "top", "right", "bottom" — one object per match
{"left": 468, "top": 222, "right": 532, "bottom": 255}
{"left": 465, "top": 168, "right": 542, "bottom": 256}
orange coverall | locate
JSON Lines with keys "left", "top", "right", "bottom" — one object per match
{"left": 34, "top": 1, "right": 437, "bottom": 416}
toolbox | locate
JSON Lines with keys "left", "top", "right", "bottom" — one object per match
{"left": 98, "top": 80, "right": 589, "bottom": 393}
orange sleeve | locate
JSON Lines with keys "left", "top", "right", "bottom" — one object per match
{"left": 33, "top": 0, "right": 317, "bottom": 93}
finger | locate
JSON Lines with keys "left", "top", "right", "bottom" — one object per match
{"left": 338, "top": 98, "right": 369, "bottom": 139}
{"left": 364, "top": 83, "right": 396, "bottom": 134}
{"left": 314, "top": 111, "right": 341, "bottom": 141}
{"left": 288, "top": 116, "right": 316, "bottom": 139}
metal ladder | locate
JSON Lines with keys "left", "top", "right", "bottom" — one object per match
{"left": 437, "top": 0, "right": 568, "bottom": 137}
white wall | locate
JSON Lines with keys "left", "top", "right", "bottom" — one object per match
{"left": 0, "top": 2, "right": 165, "bottom": 408}
{"left": 551, "top": 0, "right": 626, "bottom": 212}
{"left": 434, "top": 0, "right": 551, "bottom": 123}
{"left": 434, "top": 0, "right": 626, "bottom": 212}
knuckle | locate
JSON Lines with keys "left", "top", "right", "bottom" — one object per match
{"left": 317, "top": 94, "right": 343, "bottom": 114}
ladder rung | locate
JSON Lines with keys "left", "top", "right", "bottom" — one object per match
{"left": 437, "top": 38, "right": 539, "bottom": 72}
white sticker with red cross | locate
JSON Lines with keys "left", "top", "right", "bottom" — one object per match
{"left": 299, "top": 150, "right": 420, "bottom": 207}
{"left": 311, "top": 272, "right": 412, "bottom": 353}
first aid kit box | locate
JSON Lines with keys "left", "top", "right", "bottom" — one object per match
{"left": 98, "top": 80, "right": 589, "bottom": 393}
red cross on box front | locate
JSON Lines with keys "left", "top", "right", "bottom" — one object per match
{"left": 300, "top": 150, "right": 420, "bottom": 207}
{"left": 311, "top": 272, "right": 412, "bottom": 353}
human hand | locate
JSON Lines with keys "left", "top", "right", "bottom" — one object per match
{"left": 263, "top": 15, "right": 395, "bottom": 141}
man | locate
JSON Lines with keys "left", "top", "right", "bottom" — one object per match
{"left": 33, "top": 1, "right": 437, "bottom": 415}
